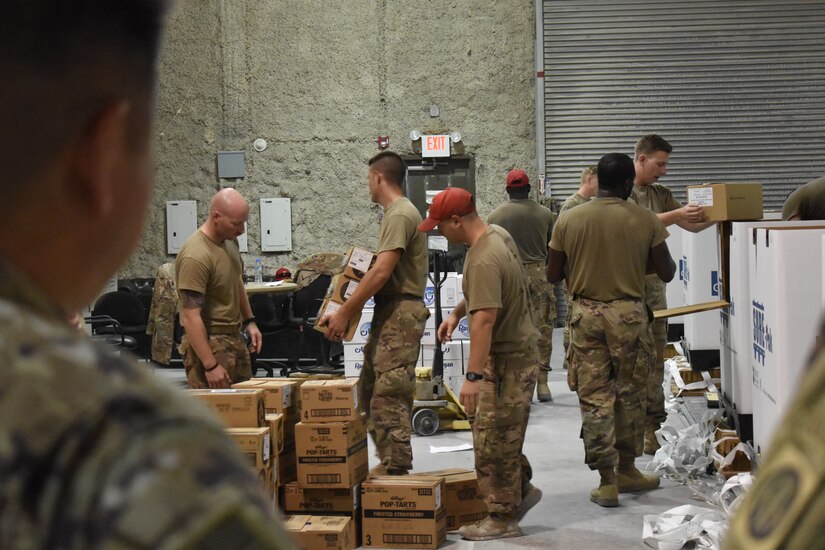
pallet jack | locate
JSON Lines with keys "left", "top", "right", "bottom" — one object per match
{"left": 411, "top": 250, "right": 471, "bottom": 436}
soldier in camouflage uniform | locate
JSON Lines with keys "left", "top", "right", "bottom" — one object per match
{"left": 560, "top": 166, "right": 598, "bottom": 370}
{"left": 488, "top": 169, "right": 556, "bottom": 402}
{"left": 146, "top": 261, "right": 178, "bottom": 365}
{"left": 177, "top": 189, "right": 261, "bottom": 389}
{"left": 629, "top": 135, "right": 714, "bottom": 453}
{"left": 0, "top": 2, "right": 293, "bottom": 547}
{"left": 548, "top": 153, "right": 675, "bottom": 507}
{"left": 422, "top": 187, "right": 541, "bottom": 541}
{"left": 321, "top": 151, "right": 428, "bottom": 475}
{"left": 725, "top": 318, "right": 825, "bottom": 549}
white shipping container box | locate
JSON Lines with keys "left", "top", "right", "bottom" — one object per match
{"left": 749, "top": 226, "right": 825, "bottom": 455}
{"left": 665, "top": 225, "right": 687, "bottom": 324}
{"left": 444, "top": 375, "right": 465, "bottom": 396}
{"left": 422, "top": 343, "right": 463, "bottom": 362}
{"left": 343, "top": 344, "right": 366, "bottom": 363}
{"left": 344, "top": 360, "right": 364, "bottom": 378}
{"left": 347, "top": 310, "right": 373, "bottom": 345}
{"left": 682, "top": 227, "right": 721, "bottom": 350}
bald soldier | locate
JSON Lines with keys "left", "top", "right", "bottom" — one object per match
{"left": 488, "top": 169, "right": 556, "bottom": 402}
{"left": 425, "top": 188, "right": 541, "bottom": 540}
{"left": 0, "top": 2, "right": 293, "bottom": 547}
{"left": 548, "top": 153, "right": 675, "bottom": 507}
{"left": 322, "top": 151, "right": 429, "bottom": 476}
{"left": 177, "top": 188, "right": 262, "bottom": 389}
{"left": 629, "top": 134, "right": 714, "bottom": 454}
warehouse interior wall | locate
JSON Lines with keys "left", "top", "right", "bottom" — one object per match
{"left": 120, "top": 0, "right": 536, "bottom": 278}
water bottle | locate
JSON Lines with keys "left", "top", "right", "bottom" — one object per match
{"left": 254, "top": 258, "right": 263, "bottom": 284}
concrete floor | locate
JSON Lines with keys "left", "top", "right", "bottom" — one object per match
{"left": 151, "top": 331, "right": 712, "bottom": 549}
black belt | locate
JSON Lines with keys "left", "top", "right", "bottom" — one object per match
{"left": 373, "top": 293, "right": 422, "bottom": 305}
{"left": 571, "top": 295, "right": 641, "bottom": 304}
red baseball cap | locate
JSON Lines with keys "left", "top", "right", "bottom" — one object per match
{"left": 275, "top": 267, "right": 292, "bottom": 280}
{"left": 506, "top": 169, "right": 529, "bottom": 188}
{"left": 417, "top": 187, "right": 476, "bottom": 232}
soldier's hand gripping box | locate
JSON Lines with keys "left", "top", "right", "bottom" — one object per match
{"left": 343, "top": 246, "right": 376, "bottom": 280}
{"left": 282, "top": 482, "right": 362, "bottom": 546}
{"left": 300, "top": 378, "right": 360, "bottom": 423}
{"left": 314, "top": 298, "right": 362, "bottom": 342}
{"left": 361, "top": 478, "right": 446, "bottom": 549}
{"left": 225, "top": 426, "right": 271, "bottom": 469}
{"left": 285, "top": 515, "right": 355, "bottom": 550}
{"left": 296, "top": 415, "right": 368, "bottom": 489}
{"left": 232, "top": 378, "right": 297, "bottom": 415}
{"left": 186, "top": 388, "right": 266, "bottom": 428}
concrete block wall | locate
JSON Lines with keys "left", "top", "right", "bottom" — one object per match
{"left": 121, "top": 0, "right": 535, "bottom": 277}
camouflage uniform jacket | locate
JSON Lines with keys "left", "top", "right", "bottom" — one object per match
{"left": 146, "top": 261, "right": 178, "bottom": 365}
{"left": 0, "top": 259, "right": 294, "bottom": 549}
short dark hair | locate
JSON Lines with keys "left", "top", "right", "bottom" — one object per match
{"left": 368, "top": 151, "right": 406, "bottom": 187}
{"left": 0, "top": 1, "right": 169, "bottom": 197}
{"left": 506, "top": 185, "right": 531, "bottom": 199}
{"left": 635, "top": 134, "right": 673, "bottom": 160}
{"left": 597, "top": 153, "right": 635, "bottom": 194}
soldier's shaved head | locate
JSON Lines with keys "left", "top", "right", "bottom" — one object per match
{"left": 369, "top": 151, "right": 406, "bottom": 187}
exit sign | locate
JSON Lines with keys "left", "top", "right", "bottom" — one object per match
{"left": 421, "top": 134, "right": 451, "bottom": 157}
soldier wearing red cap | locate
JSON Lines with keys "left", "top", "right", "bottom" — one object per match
{"left": 488, "top": 169, "right": 556, "bottom": 402}
{"left": 420, "top": 188, "right": 541, "bottom": 541}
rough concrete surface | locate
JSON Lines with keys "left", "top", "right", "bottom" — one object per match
{"left": 121, "top": 0, "right": 536, "bottom": 278}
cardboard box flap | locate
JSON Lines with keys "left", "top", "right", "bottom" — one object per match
{"left": 654, "top": 300, "right": 729, "bottom": 320}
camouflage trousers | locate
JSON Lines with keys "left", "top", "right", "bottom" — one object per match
{"left": 524, "top": 263, "right": 555, "bottom": 372}
{"left": 359, "top": 297, "right": 428, "bottom": 471}
{"left": 567, "top": 298, "right": 653, "bottom": 470}
{"left": 643, "top": 275, "right": 668, "bottom": 427}
{"left": 472, "top": 347, "right": 538, "bottom": 518}
{"left": 180, "top": 333, "right": 252, "bottom": 389}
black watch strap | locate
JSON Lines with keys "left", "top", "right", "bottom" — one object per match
{"left": 244, "top": 316, "right": 257, "bottom": 325}
{"left": 466, "top": 372, "right": 484, "bottom": 382}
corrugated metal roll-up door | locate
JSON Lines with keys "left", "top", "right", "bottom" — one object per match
{"left": 542, "top": 0, "right": 825, "bottom": 209}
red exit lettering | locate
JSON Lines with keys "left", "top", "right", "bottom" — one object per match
{"left": 427, "top": 135, "right": 445, "bottom": 150}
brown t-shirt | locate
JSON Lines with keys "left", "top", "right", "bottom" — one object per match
{"left": 628, "top": 183, "right": 682, "bottom": 214}
{"left": 487, "top": 199, "right": 555, "bottom": 263}
{"left": 560, "top": 192, "right": 588, "bottom": 214}
{"left": 175, "top": 230, "right": 243, "bottom": 331}
{"left": 550, "top": 198, "right": 669, "bottom": 301}
{"left": 463, "top": 225, "right": 538, "bottom": 352}
{"left": 782, "top": 176, "right": 825, "bottom": 220}
{"left": 376, "top": 197, "right": 428, "bottom": 297}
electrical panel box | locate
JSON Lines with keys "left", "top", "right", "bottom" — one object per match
{"left": 237, "top": 223, "right": 248, "bottom": 253}
{"left": 166, "top": 200, "right": 198, "bottom": 254}
{"left": 217, "top": 151, "right": 245, "bottom": 179}
{"left": 260, "top": 198, "right": 292, "bottom": 252}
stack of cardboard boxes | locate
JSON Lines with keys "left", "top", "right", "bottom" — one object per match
{"left": 186, "top": 388, "right": 278, "bottom": 499}
{"left": 315, "top": 247, "right": 377, "bottom": 342}
{"left": 285, "top": 379, "right": 367, "bottom": 549}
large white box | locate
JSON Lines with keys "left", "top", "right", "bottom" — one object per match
{"left": 347, "top": 310, "right": 373, "bottom": 345}
{"left": 344, "top": 360, "right": 364, "bottom": 378}
{"left": 682, "top": 227, "right": 721, "bottom": 350}
{"left": 665, "top": 225, "right": 686, "bottom": 324}
{"left": 440, "top": 273, "right": 458, "bottom": 307}
{"left": 422, "top": 343, "right": 463, "bottom": 362}
{"left": 749, "top": 226, "right": 825, "bottom": 455}
{"left": 343, "top": 343, "right": 365, "bottom": 363}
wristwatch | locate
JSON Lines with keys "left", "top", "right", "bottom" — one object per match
{"left": 466, "top": 372, "right": 484, "bottom": 382}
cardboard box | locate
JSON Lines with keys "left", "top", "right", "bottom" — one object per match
{"left": 410, "top": 469, "right": 486, "bottom": 532}
{"left": 653, "top": 300, "right": 728, "bottom": 320}
{"left": 282, "top": 482, "right": 362, "bottom": 546}
{"left": 328, "top": 274, "right": 361, "bottom": 305}
{"left": 344, "top": 360, "right": 364, "bottom": 379}
{"left": 265, "top": 413, "right": 285, "bottom": 455}
{"left": 232, "top": 378, "right": 297, "bottom": 414}
{"left": 186, "top": 388, "right": 266, "bottom": 428}
{"left": 749, "top": 226, "right": 825, "bottom": 455}
{"left": 280, "top": 442, "right": 298, "bottom": 486}
{"left": 313, "top": 299, "right": 360, "bottom": 342}
{"left": 296, "top": 416, "right": 368, "bottom": 489}
{"left": 343, "top": 246, "right": 376, "bottom": 280}
{"left": 300, "top": 379, "right": 360, "bottom": 423}
{"left": 285, "top": 515, "right": 355, "bottom": 550}
{"left": 226, "top": 426, "right": 271, "bottom": 468}
{"left": 252, "top": 462, "right": 275, "bottom": 500}
{"left": 687, "top": 183, "right": 763, "bottom": 221}
{"left": 361, "top": 478, "right": 446, "bottom": 549}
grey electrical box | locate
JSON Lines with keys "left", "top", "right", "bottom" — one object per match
{"left": 217, "top": 151, "right": 245, "bottom": 179}
{"left": 260, "top": 198, "right": 292, "bottom": 252}
{"left": 166, "top": 200, "right": 198, "bottom": 254}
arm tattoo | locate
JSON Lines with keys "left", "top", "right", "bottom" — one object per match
{"left": 180, "top": 290, "right": 206, "bottom": 310}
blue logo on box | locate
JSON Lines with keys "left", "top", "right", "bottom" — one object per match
{"left": 365, "top": 296, "right": 375, "bottom": 308}
{"left": 355, "top": 346, "right": 364, "bottom": 354}
{"left": 681, "top": 256, "right": 689, "bottom": 289}
{"left": 360, "top": 322, "right": 371, "bottom": 338}
{"left": 711, "top": 271, "right": 719, "bottom": 298}
{"left": 458, "top": 318, "right": 469, "bottom": 337}
{"left": 424, "top": 287, "right": 436, "bottom": 306}
{"left": 752, "top": 300, "right": 773, "bottom": 366}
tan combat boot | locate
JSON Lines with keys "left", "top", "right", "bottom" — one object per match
{"left": 590, "top": 468, "right": 619, "bottom": 507}
{"left": 536, "top": 370, "right": 553, "bottom": 402}
{"left": 458, "top": 515, "right": 522, "bottom": 541}
{"left": 368, "top": 464, "right": 408, "bottom": 478}
{"left": 644, "top": 425, "right": 661, "bottom": 455}
{"left": 616, "top": 463, "right": 660, "bottom": 493}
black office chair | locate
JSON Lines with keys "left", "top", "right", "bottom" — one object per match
{"left": 92, "top": 291, "right": 150, "bottom": 358}
{"left": 85, "top": 315, "right": 139, "bottom": 351}
{"left": 249, "top": 293, "right": 291, "bottom": 376}
{"left": 285, "top": 273, "right": 342, "bottom": 374}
